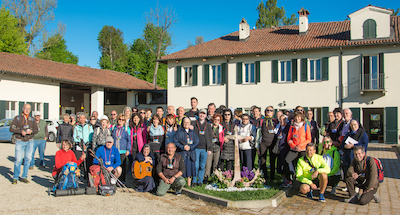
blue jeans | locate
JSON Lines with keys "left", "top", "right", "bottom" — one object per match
{"left": 13, "top": 140, "right": 34, "bottom": 180}
{"left": 30, "top": 139, "right": 47, "bottom": 167}
{"left": 193, "top": 149, "right": 208, "bottom": 184}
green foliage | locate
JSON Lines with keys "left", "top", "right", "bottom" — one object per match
{"left": 256, "top": 0, "right": 297, "bottom": 29}
{"left": 35, "top": 35, "right": 78, "bottom": 64}
{"left": 392, "top": 9, "right": 399, "bottom": 16}
{"left": 0, "top": 7, "right": 27, "bottom": 54}
{"left": 97, "top": 25, "right": 127, "bottom": 72}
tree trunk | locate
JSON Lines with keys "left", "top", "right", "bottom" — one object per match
{"left": 152, "top": 37, "right": 163, "bottom": 88}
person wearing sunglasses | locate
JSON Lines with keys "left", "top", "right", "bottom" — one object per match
{"left": 219, "top": 109, "right": 235, "bottom": 171}
{"left": 326, "top": 108, "right": 344, "bottom": 147}
{"left": 306, "top": 110, "right": 320, "bottom": 151}
{"left": 321, "top": 136, "right": 341, "bottom": 194}
{"left": 204, "top": 113, "right": 224, "bottom": 182}
{"left": 260, "top": 106, "right": 279, "bottom": 182}
{"left": 237, "top": 113, "right": 257, "bottom": 171}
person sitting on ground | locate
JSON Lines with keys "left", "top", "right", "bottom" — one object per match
{"left": 134, "top": 144, "right": 156, "bottom": 192}
{"left": 52, "top": 140, "right": 86, "bottom": 178}
{"left": 345, "top": 145, "right": 380, "bottom": 205}
{"left": 321, "top": 136, "right": 341, "bottom": 194}
{"left": 93, "top": 136, "right": 122, "bottom": 181}
{"left": 297, "top": 143, "right": 330, "bottom": 202}
{"left": 156, "top": 142, "right": 186, "bottom": 196}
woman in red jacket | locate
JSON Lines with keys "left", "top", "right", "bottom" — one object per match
{"left": 52, "top": 140, "right": 86, "bottom": 177}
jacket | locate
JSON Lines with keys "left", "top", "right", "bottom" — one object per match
{"left": 211, "top": 124, "right": 225, "bottom": 150}
{"left": 277, "top": 125, "right": 290, "bottom": 151}
{"left": 237, "top": 123, "right": 256, "bottom": 150}
{"left": 73, "top": 123, "right": 93, "bottom": 145}
{"left": 347, "top": 156, "right": 379, "bottom": 190}
{"left": 10, "top": 114, "right": 38, "bottom": 142}
{"left": 174, "top": 127, "right": 199, "bottom": 162}
{"left": 130, "top": 124, "right": 147, "bottom": 153}
{"left": 112, "top": 125, "right": 131, "bottom": 153}
{"left": 33, "top": 120, "right": 48, "bottom": 140}
{"left": 322, "top": 146, "right": 340, "bottom": 176}
{"left": 52, "top": 149, "right": 84, "bottom": 177}
{"left": 93, "top": 145, "right": 121, "bottom": 169}
{"left": 261, "top": 117, "right": 278, "bottom": 147}
{"left": 220, "top": 121, "right": 235, "bottom": 160}
{"left": 287, "top": 123, "right": 311, "bottom": 151}
{"left": 56, "top": 122, "right": 74, "bottom": 143}
{"left": 92, "top": 126, "right": 112, "bottom": 150}
{"left": 340, "top": 129, "right": 369, "bottom": 167}
{"left": 296, "top": 154, "right": 331, "bottom": 185}
{"left": 192, "top": 119, "right": 212, "bottom": 151}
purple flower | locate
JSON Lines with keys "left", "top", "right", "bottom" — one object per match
{"left": 241, "top": 166, "right": 255, "bottom": 180}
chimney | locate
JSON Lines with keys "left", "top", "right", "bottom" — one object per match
{"left": 298, "top": 8, "right": 310, "bottom": 34}
{"left": 239, "top": 18, "right": 250, "bottom": 40}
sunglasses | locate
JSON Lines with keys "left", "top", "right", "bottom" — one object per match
{"left": 118, "top": 118, "right": 125, "bottom": 121}
{"left": 266, "top": 109, "right": 274, "bottom": 112}
{"left": 140, "top": 112, "right": 145, "bottom": 114}
{"left": 296, "top": 109, "right": 304, "bottom": 112}
{"left": 224, "top": 114, "right": 231, "bottom": 116}
{"left": 90, "top": 119, "right": 96, "bottom": 121}
{"left": 323, "top": 141, "right": 330, "bottom": 144}
{"left": 112, "top": 114, "right": 117, "bottom": 115}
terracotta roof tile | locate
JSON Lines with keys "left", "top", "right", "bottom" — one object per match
{"left": 0, "top": 52, "right": 163, "bottom": 90}
{"left": 161, "top": 17, "right": 400, "bottom": 61}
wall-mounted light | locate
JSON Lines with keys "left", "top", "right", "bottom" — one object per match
{"left": 256, "top": 54, "right": 260, "bottom": 57}
{"left": 293, "top": 51, "right": 297, "bottom": 54}
{"left": 283, "top": 101, "right": 286, "bottom": 106}
{"left": 230, "top": 56, "right": 234, "bottom": 59}
{"left": 202, "top": 58, "right": 207, "bottom": 61}
{"left": 70, "top": 96, "right": 75, "bottom": 102}
{"left": 175, "top": 60, "right": 180, "bottom": 63}
{"left": 106, "top": 99, "right": 110, "bottom": 105}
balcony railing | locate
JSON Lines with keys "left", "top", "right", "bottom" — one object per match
{"left": 361, "top": 73, "right": 385, "bottom": 91}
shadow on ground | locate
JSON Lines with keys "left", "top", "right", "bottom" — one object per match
{"left": 0, "top": 166, "right": 13, "bottom": 182}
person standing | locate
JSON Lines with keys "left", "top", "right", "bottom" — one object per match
{"left": 73, "top": 114, "right": 93, "bottom": 177}
{"left": 306, "top": 110, "right": 320, "bottom": 149}
{"left": 259, "top": 106, "right": 278, "bottom": 182}
{"left": 109, "top": 110, "right": 118, "bottom": 129}
{"left": 30, "top": 112, "right": 48, "bottom": 169}
{"left": 156, "top": 106, "right": 166, "bottom": 126}
{"left": 175, "top": 107, "right": 186, "bottom": 128}
{"left": 185, "top": 97, "right": 199, "bottom": 121}
{"left": 112, "top": 113, "right": 131, "bottom": 182}
{"left": 10, "top": 104, "right": 38, "bottom": 184}
{"left": 92, "top": 111, "right": 101, "bottom": 127}
{"left": 219, "top": 109, "right": 235, "bottom": 171}
{"left": 167, "top": 105, "right": 176, "bottom": 118}
{"left": 206, "top": 103, "right": 216, "bottom": 123}
{"left": 204, "top": 114, "right": 224, "bottom": 180}
{"left": 57, "top": 114, "right": 74, "bottom": 149}
{"left": 237, "top": 114, "right": 257, "bottom": 170}
{"left": 326, "top": 108, "right": 344, "bottom": 147}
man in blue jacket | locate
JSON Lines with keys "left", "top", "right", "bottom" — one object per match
{"left": 94, "top": 136, "right": 122, "bottom": 180}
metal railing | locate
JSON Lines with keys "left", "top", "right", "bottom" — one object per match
{"left": 361, "top": 73, "right": 385, "bottom": 90}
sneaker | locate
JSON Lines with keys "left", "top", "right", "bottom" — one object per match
{"left": 342, "top": 187, "right": 348, "bottom": 192}
{"left": 19, "top": 178, "right": 29, "bottom": 183}
{"left": 373, "top": 194, "right": 381, "bottom": 203}
{"left": 307, "top": 190, "right": 313, "bottom": 199}
{"left": 175, "top": 192, "right": 181, "bottom": 196}
{"left": 12, "top": 179, "right": 17, "bottom": 185}
{"left": 344, "top": 195, "right": 357, "bottom": 203}
{"left": 319, "top": 194, "right": 326, "bottom": 202}
{"left": 111, "top": 178, "right": 117, "bottom": 185}
{"left": 282, "top": 180, "right": 290, "bottom": 188}
{"left": 331, "top": 186, "right": 337, "bottom": 194}
{"left": 29, "top": 167, "right": 34, "bottom": 170}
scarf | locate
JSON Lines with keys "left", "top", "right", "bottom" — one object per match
{"left": 350, "top": 127, "right": 365, "bottom": 141}
{"left": 293, "top": 121, "right": 304, "bottom": 131}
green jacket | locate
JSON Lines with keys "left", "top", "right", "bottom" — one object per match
{"left": 322, "top": 146, "right": 341, "bottom": 177}
{"left": 33, "top": 120, "right": 48, "bottom": 140}
{"left": 296, "top": 154, "right": 330, "bottom": 185}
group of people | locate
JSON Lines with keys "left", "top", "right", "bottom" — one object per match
{"left": 10, "top": 99, "right": 380, "bottom": 204}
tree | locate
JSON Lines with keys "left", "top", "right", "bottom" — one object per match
{"left": 2, "top": 0, "right": 65, "bottom": 55}
{"left": 35, "top": 35, "right": 78, "bottom": 64}
{"left": 0, "top": 7, "right": 27, "bottom": 54}
{"left": 392, "top": 8, "right": 399, "bottom": 16}
{"left": 97, "top": 25, "right": 127, "bottom": 72}
{"left": 143, "top": 4, "right": 178, "bottom": 87}
{"left": 195, "top": 36, "right": 204, "bottom": 45}
{"left": 256, "top": 0, "right": 297, "bottom": 29}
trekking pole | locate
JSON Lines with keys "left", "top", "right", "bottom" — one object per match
{"left": 109, "top": 171, "right": 131, "bottom": 193}
{"left": 81, "top": 140, "right": 87, "bottom": 179}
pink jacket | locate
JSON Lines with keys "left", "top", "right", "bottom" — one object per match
{"left": 130, "top": 124, "right": 147, "bottom": 153}
{"left": 216, "top": 124, "right": 225, "bottom": 150}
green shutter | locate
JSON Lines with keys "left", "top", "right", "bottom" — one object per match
{"left": 379, "top": 53, "right": 384, "bottom": 89}
{"left": 301, "top": 58, "right": 308, "bottom": 82}
{"left": 363, "top": 19, "right": 376, "bottom": 39}
{"left": 349, "top": 108, "right": 360, "bottom": 122}
{"left": 19, "top": 102, "right": 25, "bottom": 115}
{"left": 192, "top": 65, "right": 198, "bottom": 86}
{"left": 221, "top": 63, "right": 227, "bottom": 85}
{"left": 27, "top": 102, "right": 33, "bottom": 117}
{"left": 273, "top": 109, "right": 277, "bottom": 118}
{"left": 271, "top": 60, "right": 278, "bottom": 83}
{"left": 44, "top": 103, "right": 49, "bottom": 119}
{"left": 385, "top": 107, "right": 398, "bottom": 144}
{"left": 255, "top": 61, "right": 261, "bottom": 84}
{"left": 322, "top": 57, "right": 329, "bottom": 81}
{"left": 360, "top": 54, "right": 364, "bottom": 90}
{"left": 0, "top": 100, "right": 6, "bottom": 119}
{"left": 322, "top": 107, "right": 329, "bottom": 125}
{"left": 236, "top": 62, "right": 242, "bottom": 84}
{"left": 175, "top": 66, "right": 181, "bottom": 87}
{"left": 291, "top": 59, "right": 297, "bottom": 82}
{"left": 304, "top": 107, "right": 309, "bottom": 113}
{"left": 203, "top": 64, "right": 209, "bottom": 86}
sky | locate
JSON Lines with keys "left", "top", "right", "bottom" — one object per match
{"left": 13, "top": 0, "right": 399, "bottom": 68}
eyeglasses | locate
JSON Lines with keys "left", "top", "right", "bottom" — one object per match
{"left": 323, "top": 141, "right": 330, "bottom": 144}
{"left": 111, "top": 114, "right": 117, "bottom": 115}
{"left": 90, "top": 119, "right": 96, "bottom": 121}
{"left": 266, "top": 109, "right": 274, "bottom": 112}
{"left": 214, "top": 119, "right": 220, "bottom": 121}
{"left": 118, "top": 119, "right": 125, "bottom": 121}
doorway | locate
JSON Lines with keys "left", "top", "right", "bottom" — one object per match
{"left": 362, "top": 108, "right": 384, "bottom": 143}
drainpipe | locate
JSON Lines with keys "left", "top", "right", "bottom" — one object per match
{"left": 339, "top": 47, "right": 343, "bottom": 108}
{"left": 224, "top": 56, "right": 229, "bottom": 108}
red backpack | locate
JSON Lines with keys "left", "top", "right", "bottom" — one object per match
{"left": 367, "top": 157, "right": 384, "bottom": 183}
{"left": 89, "top": 165, "right": 107, "bottom": 189}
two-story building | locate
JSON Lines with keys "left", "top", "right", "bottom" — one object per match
{"left": 161, "top": 5, "right": 400, "bottom": 144}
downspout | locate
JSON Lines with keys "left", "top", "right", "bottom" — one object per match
{"left": 339, "top": 47, "right": 343, "bottom": 108}
{"left": 224, "top": 56, "right": 229, "bottom": 108}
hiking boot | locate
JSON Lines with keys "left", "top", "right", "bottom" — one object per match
{"left": 373, "top": 194, "right": 381, "bottom": 203}
{"left": 29, "top": 167, "right": 34, "bottom": 170}
{"left": 12, "top": 179, "right": 17, "bottom": 185}
{"left": 319, "top": 194, "right": 326, "bottom": 202}
{"left": 307, "top": 190, "right": 313, "bottom": 199}
{"left": 175, "top": 192, "right": 181, "bottom": 196}
{"left": 331, "top": 186, "right": 337, "bottom": 194}
{"left": 19, "top": 178, "right": 29, "bottom": 183}
{"left": 344, "top": 195, "right": 357, "bottom": 203}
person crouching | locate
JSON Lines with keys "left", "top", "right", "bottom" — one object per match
{"left": 93, "top": 136, "right": 122, "bottom": 183}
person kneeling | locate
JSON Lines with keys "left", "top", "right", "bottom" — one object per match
{"left": 156, "top": 142, "right": 186, "bottom": 196}
{"left": 93, "top": 136, "right": 122, "bottom": 183}
{"left": 345, "top": 145, "right": 380, "bottom": 205}
{"left": 297, "top": 143, "right": 330, "bottom": 202}
{"left": 133, "top": 144, "right": 156, "bottom": 192}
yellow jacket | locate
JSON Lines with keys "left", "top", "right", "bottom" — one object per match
{"left": 296, "top": 154, "right": 331, "bottom": 185}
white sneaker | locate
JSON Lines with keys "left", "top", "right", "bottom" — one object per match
{"left": 111, "top": 178, "right": 117, "bottom": 185}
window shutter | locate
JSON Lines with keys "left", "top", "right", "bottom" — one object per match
{"left": 44, "top": 103, "right": 49, "bottom": 119}
{"left": 203, "top": 64, "right": 210, "bottom": 86}
{"left": 291, "top": 59, "right": 297, "bottom": 82}
{"left": 27, "top": 102, "right": 33, "bottom": 117}
{"left": 192, "top": 65, "right": 198, "bottom": 86}
{"left": 19, "top": 102, "right": 25, "bottom": 115}
{"left": 322, "top": 106, "right": 329, "bottom": 125}
{"left": 0, "top": 100, "right": 6, "bottom": 120}
{"left": 363, "top": 19, "right": 376, "bottom": 39}
{"left": 255, "top": 61, "right": 261, "bottom": 84}
{"left": 301, "top": 58, "right": 308, "bottom": 82}
{"left": 271, "top": 60, "right": 278, "bottom": 83}
{"left": 273, "top": 109, "right": 277, "bottom": 118}
{"left": 175, "top": 66, "right": 181, "bottom": 87}
{"left": 385, "top": 107, "right": 398, "bottom": 144}
{"left": 322, "top": 57, "right": 329, "bottom": 81}
{"left": 349, "top": 108, "right": 360, "bottom": 122}
{"left": 360, "top": 54, "right": 364, "bottom": 90}
{"left": 379, "top": 53, "right": 384, "bottom": 89}
{"left": 236, "top": 62, "right": 242, "bottom": 84}
{"left": 363, "top": 55, "right": 370, "bottom": 89}
{"left": 304, "top": 107, "right": 309, "bottom": 113}
{"left": 221, "top": 63, "right": 227, "bottom": 85}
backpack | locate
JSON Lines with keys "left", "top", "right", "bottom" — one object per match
{"left": 53, "top": 163, "right": 80, "bottom": 191}
{"left": 89, "top": 165, "right": 108, "bottom": 189}
{"left": 367, "top": 157, "right": 384, "bottom": 183}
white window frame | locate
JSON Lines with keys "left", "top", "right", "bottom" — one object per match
{"left": 181, "top": 67, "right": 193, "bottom": 87}
{"left": 5, "top": 101, "right": 16, "bottom": 119}
{"left": 278, "top": 60, "right": 292, "bottom": 83}
{"left": 363, "top": 54, "right": 379, "bottom": 90}
{"left": 210, "top": 65, "right": 221, "bottom": 85}
{"left": 242, "top": 63, "right": 255, "bottom": 84}
{"left": 309, "top": 58, "right": 322, "bottom": 81}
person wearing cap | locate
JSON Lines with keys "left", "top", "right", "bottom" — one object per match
{"left": 30, "top": 112, "right": 48, "bottom": 169}
{"left": 134, "top": 144, "right": 156, "bottom": 192}
{"left": 92, "top": 115, "right": 112, "bottom": 151}
{"left": 93, "top": 136, "right": 122, "bottom": 179}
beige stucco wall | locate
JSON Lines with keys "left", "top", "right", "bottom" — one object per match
{"left": 349, "top": 7, "right": 392, "bottom": 40}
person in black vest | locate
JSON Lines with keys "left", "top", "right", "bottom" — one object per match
{"left": 306, "top": 110, "right": 320, "bottom": 150}
{"left": 259, "top": 106, "right": 278, "bottom": 182}
{"left": 185, "top": 97, "right": 199, "bottom": 122}
{"left": 219, "top": 109, "right": 235, "bottom": 171}
{"left": 326, "top": 108, "right": 344, "bottom": 147}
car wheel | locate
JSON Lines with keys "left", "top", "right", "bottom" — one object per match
{"left": 11, "top": 134, "right": 17, "bottom": 144}
{"left": 48, "top": 132, "right": 55, "bottom": 142}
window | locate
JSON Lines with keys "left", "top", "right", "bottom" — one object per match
{"left": 309, "top": 59, "right": 321, "bottom": 81}
{"left": 363, "top": 55, "right": 383, "bottom": 90}
{"left": 5, "top": 101, "right": 16, "bottom": 118}
{"left": 182, "top": 67, "right": 193, "bottom": 86}
{"left": 363, "top": 19, "right": 377, "bottom": 39}
{"left": 210, "top": 65, "right": 221, "bottom": 85}
{"left": 279, "top": 61, "right": 291, "bottom": 82}
{"left": 243, "top": 63, "right": 255, "bottom": 84}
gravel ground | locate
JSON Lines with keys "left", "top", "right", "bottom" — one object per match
{"left": 0, "top": 142, "right": 246, "bottom": 215}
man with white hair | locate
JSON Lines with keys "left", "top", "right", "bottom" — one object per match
{"left": 10, "top": 104, "right": 38, "bottom": 184}
{"left": 341, "top": 109, "right": 353, "bottom": 137}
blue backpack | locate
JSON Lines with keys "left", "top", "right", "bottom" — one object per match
{"left": 53, "top": 163, "right": 80, "bottom": 191}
